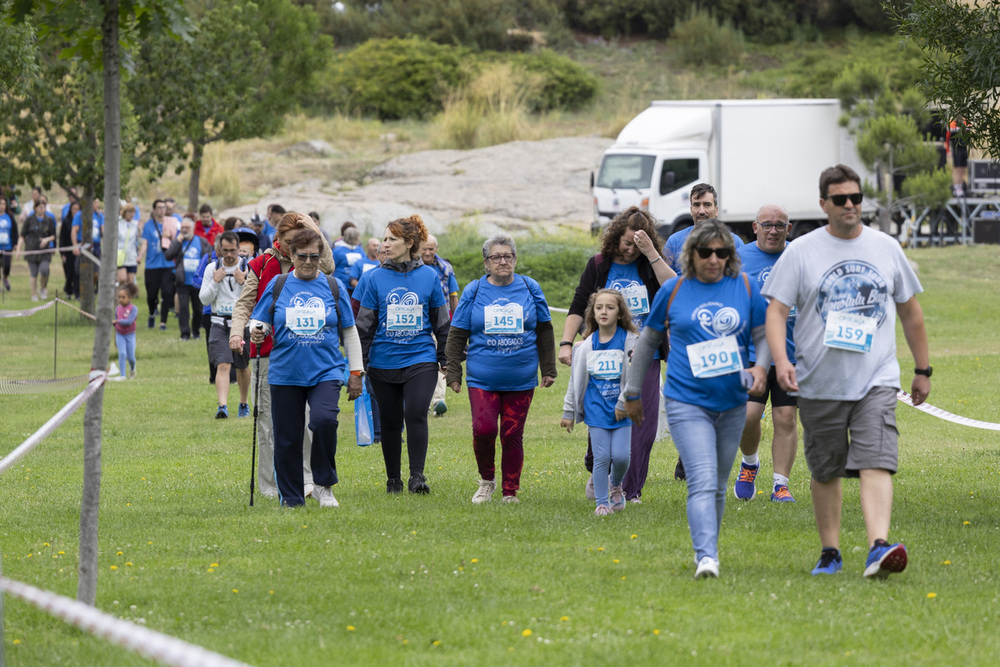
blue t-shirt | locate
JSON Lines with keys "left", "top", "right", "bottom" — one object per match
{"left": 360, "top": 264, "right": 446, "bottom": 369}
{"left": 664, "top": 226, "right": 745, "bottom": 275}
{"left": 349, "top": 256, "right": 379, "bottom": 289}
{"left": 605, "top": 261, "right": 651, "bottom": 331}
{"left": 583, "top": 327, "right": 631, "bottom": 429}
{"left": 0, "top": 214, "right": 13, "bottom": 250}
{"left": 142, "top": 219, "right": 173, "bottom": 270}
{"left": 646, "top": 273, "right": 766, "bottom": 412}
{"left": 72, "top": 211, "right": 104, "bottom": 251}
{"left": 737, "top": 242, "right": 796, "bottom": 364}
{"left": 332, "top": 244, "right": 365, "bottom": 287}
{"left": 451, "top": 275, "right": 552, "bottom": 391}
{"left": 179, "top": 238, "right": 207, "bottom": 287}
{"left": 251, "top": 274, "right": 355, "bottom": 387}
{"left": 193, "top": 251, "right": 216, "bottom": 314}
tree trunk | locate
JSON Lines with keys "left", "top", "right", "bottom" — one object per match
{"left": 187, "top": 141, "right": 203, "bottom": 214}
{"left": 79, "top": 193, "right": 96, "bottom": 317}
{"left": 78, "top": 0, "right": 121, "bottom": 607}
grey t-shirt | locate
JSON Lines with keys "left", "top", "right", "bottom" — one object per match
{"left": 762, "top": 226, "right": 922, "bottom": 401}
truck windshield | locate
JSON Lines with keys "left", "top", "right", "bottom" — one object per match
{"left": 596, "top": 155, "right": 655, "bottom": 190}
{"left": 659, "top": 158, "right": 700, "bottom": 196}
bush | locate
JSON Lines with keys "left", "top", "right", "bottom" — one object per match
{"left": 671, "top": 6, "right": 745, "bottom": 68}
{"left": 901, "top": 168, "right": 953, "bottom": 210}
{"left": 321, "top": 38, "right": 473, "bottom": 120}
{"left": 506, "top": 49, "right": 599, "bottom": 112}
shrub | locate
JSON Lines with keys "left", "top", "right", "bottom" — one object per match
{"left": 506, "top": 49, "right": 599, "bottom": 112}
{"left": 321, "top": 38, "right": 474, "bottom": 120}
{"left": 901, "top": 168, "right": 953, "bottom": 210}
{"left": 671, "top": 6, "right": 745, "bottom": 68}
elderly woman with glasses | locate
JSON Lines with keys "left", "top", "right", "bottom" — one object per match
{"left": 249, "top": 228, "right": 363, "bottom": 508}
{"left": 625, "top": 219, "right": 770, "bottom": 579}
{"left": 445, "top": 234, "right": 556, "bottom": 504}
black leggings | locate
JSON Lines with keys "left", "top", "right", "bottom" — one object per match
{"left": 369, "top": 363, "right": 438, "bottom": 480}
{"left": 144, "top": 267, "right": 175, "bottom": 323}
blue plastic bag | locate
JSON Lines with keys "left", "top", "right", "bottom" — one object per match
{"left": 355, "top": 382, "right": 374, "bottom": 446}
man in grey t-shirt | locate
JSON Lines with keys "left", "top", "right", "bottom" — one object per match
{"left": 763, "top": 164, "right": 931, "bottom": 580}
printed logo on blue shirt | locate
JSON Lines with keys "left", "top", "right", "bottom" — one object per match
{"left": 693, "top": 302, "right": 742, "bottom": 337}
{"left": 816, "top": 261, "right": 888, "bottom": 326}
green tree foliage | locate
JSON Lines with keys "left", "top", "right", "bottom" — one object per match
{"left": 502, "top": 49, "right": 599, "bottom": 111}
{"left": 672, "top": 6, "right": 745, "bottom": 67}
{"left": 0, "top": 0, "right": 38, "bottom": 91}
{"left": 130, "top": 0, "right": 330, "bottom": 210}
{"left": 890, "top": 0, "right": 1000, "bottom": 155}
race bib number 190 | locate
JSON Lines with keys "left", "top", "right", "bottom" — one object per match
{"left": 687, "top": 335, "right": 742, "bottom": 378}
{"left": 387, "top": 303, "right": 422, "bottom": 332}
{"left": 823, "top": 311, "right": 875, "bottom": 353}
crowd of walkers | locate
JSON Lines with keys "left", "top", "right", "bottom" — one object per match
{"left": 1, "top": 164, "right": 932, "bottom": 582}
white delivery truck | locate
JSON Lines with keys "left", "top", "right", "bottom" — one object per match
{"left": 591, "top": 98, "right": 870, "bottom": 240}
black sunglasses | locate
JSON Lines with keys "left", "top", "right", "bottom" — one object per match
{"left": 695, "top": 247, "right": 732, "bottom": 260}
{"left": 826, "top": 192, "right": 863, "bottom": 206}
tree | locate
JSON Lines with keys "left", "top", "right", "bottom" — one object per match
{"left": 130, "top": 0, "right": 330, "bottom": 212}
{"left": 5, "top": 0, "right": 188, "bottom": 607}
{"left": 890, "top": 0, "right": 1000, "bottom": 156}
{"left": 0, "top": 0, "right": 37, "bottom": 90}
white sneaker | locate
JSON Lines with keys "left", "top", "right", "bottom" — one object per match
{"left": 694, "top": 556, "right": 719, "bottom": 579}
{"left": 40, "top": 288, "right": 48, "bottom": 299}
{"left": 472, "top": 479, "right": 496, "bottom": 504}
{"left": 500, "top": 495, "right": 519, "bottom": 504}
{"left": 314, "top": 485, "right": 338, "bottom": 508}
{"left": 304, "top": 483, "right": 314, "bottom": 499}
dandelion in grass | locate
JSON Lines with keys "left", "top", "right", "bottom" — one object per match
{"left": 58, "top": 551, "right": 65, "bottom": 555}
{"left": 927, "top": 593, "right": 937, "bottom": 599}
{"left": 941, "top": 560, "right": 951, "bottom": 565}
{"left": 560, "top": 616, "right": 569, "bottom": 622}
{"left": 347, "top": 626, "right": 356, "bottom": 631}
{"left": 12, "top": 640, "right": 20, "bottom": 645}
{"left": 471, "top": 558, "right": 478, "bottom": 563}
{"left": 207, "top": 568, "right": 214, "bottom": 573}
{"left": 963, "top": 521, "right": 970, "bottom": 525}
{"left": 631, "top": 534, "right": 638, "bottom": 539}
{"left": 43, "top": 542, "right": 50, "bottom": 547}
{"left": 110, "top": 565, "right": 118, "bottom": 571}
{"left": 653, "top": 629, "right": 661, "bottom": 636}
{"left": 211, "top": 562, "right": 219, "bottom": 567}
{"left": 522, "top": 629, "right": 532, "bottom": 637}
{"left": 597, "top": 547, "right": 604, "bottom": 552}
{"left": 125, "top": 562, "right": 133, "bottom": 567}
{"left": 432, "top": 640, "right": 442, "bottom": 646}
{"left": 232, "top": 589, "right": 238, "bottom": 593}
{"left": 613, "top": 559, "right": 620, "bottom": 564}
{"left": 116, "top": 551, "right": 123, "bottom": 555}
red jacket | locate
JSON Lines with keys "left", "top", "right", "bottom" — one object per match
{"left": 248, "top": 252, "right": 284, "bottom": 358}
{"left": 195, "top": 219, "right": 224, "bottom": 245}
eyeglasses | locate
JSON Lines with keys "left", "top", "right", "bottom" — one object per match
{"left": 826, "top": 192, "right": 863, "bottom": 207}
{"left": 295, "top": 253, "right": 321, "bottom": 263}
{"left": 757, "top": 222, "right": 789, "bottom": 231}
{"left": 487, "top": 254, "right": 515, "bottom": 264}
{"left": 694, "top": 247, "right": 732, "bottom": 260}
{"left": 219, "top": 247, "right": 238, "bottom": 254}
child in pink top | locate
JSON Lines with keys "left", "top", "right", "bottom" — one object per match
{"left": 114, "top": 283, "right": 139, "bottom": 378}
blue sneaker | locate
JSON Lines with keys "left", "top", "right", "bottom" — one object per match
{"left": 811, "top": 549, "right": 843, "bottom": 575}
{"left": 734, "top": 461, "right": 759, "bottom": 500}
{"left": 771, "top": 484, "right": 796, "bottom": 502}
{"left": 215, "top": 405, "right": 229, "bottom": 419}
{"left": 864, "top": 542, "right": 908, "bottom": 579}
{"left": 238, "top": 403, "right": 250, "bottom": 418}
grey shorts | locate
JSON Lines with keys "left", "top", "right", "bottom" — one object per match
{"left": 208, "top": 321, "right": 249, "bottom": 370}
{"left": 27, "top": 256, "right": 51, "bottom": 277}
{"left": 798, "top": 385, "right": 898, "bottom": 482}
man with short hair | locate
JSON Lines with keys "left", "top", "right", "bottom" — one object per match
{"left": 734, "top": 204, "right": 799, "bottom": 503}
{"left": 138, "top": 199, "right": 177, "bottom": 331}
{"left": 265, "top": 204, "right": 284, "bottom": 241}
{"left": 349, "top": 237, "right": 381, "bottom": 290}
{"left": 165, "top": 217, "right": 211, "bottom": 340}
{"left": 420, "top": 233, "right": 459, "bottom": 416}
{"left": 199, "top": 231, "right": 251, "bottom": 419}
{"left": 195, "top": 203, "right": 224, "bottom": 245}
{"left": 663, "top": 183, "right": 744, "bottom": 274}
{"left": 764, "top": 164, "right": 930, "bottom": 579}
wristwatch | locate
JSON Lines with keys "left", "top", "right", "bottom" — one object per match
{"left": 914, "top": 366, "right": 933, "bottom": 377}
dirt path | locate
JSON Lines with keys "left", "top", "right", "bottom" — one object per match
{"left": 221, "top": 136, "right": 612, "bottom": 237}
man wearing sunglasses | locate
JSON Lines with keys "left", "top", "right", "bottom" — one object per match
{"left": 763, "top": 164, "right": 931, "bottom": 580}
{"left": 734, "top": 204, "right": 799, "bottom": 504}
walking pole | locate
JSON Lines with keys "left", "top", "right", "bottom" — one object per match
{"left": 249, "top": 337, "right": 262, "bottom": 507}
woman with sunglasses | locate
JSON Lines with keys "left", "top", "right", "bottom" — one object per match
{"left": 445, "top": 234, "right": 557, "bottom": 504}
{"left": 625, "top": 219, "right": 770, "bottom": 579}
{"left": 560, "top": 207, "right": 676, "bottom": 503}
{"left": 249, "top": 228, "right": 363, "bottom": 508}
{"left": 356, "top": 215, "right": 450, "bottom": 495}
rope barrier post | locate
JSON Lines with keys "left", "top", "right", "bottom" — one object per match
{"left": 1, "top": 556, "right": 6, "bottom": 667}
{"left": 54, "top": 297, "right": 59, "bottom": 379}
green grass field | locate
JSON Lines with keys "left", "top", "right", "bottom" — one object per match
{"left": 2, "top": 244, "right": 999, "bottom": 666}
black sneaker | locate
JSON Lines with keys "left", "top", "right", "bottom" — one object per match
{"left": 674, "top": 458, "right": 686, "bottom": 481}
{"left": 386, "top": 478, "right": 404, "bottom": 494}
{"left": 408, "top": 472, "right": 430, "bottom": 494}
{"left": 147, "top": 315, "right": 155, "bottom": 329}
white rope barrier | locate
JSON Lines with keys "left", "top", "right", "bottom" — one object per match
{"left": 0, "top": 371, "right": 106, "bottom": 475}
{"left": 0, "top": 577, "right": 251, "bottom": 667}
{"left": 0, "top": 299, "right": 56, "bottom": 318}
{"left": 897, "top": 389, "right": 1000, "bottom": 431}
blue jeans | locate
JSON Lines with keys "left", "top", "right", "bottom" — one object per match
{"left": 666, "top": 399, "right": 747, "bottom": 562}
{"left": 271, "top": 380, "right": 342, "bottom": 507}
{"left": 590, "top": 425, "right": 631, "bottom": 506}
{"left": 115, "top": 332, "right": 135, "bottom": 376}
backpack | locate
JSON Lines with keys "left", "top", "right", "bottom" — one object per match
{"left": 269, "top": 273, "right": 343, "bottom": 345}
